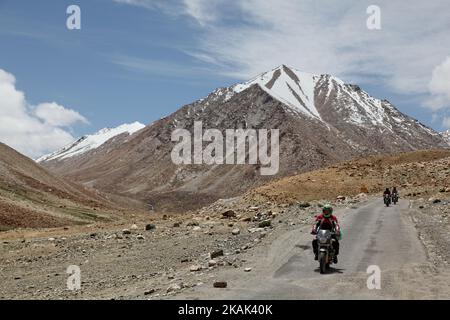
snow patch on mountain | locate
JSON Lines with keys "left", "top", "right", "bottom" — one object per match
{"left": 232, "top": 65, "right": 322, "bottom": 120}
{"left": 37, "top": 122, "right": 145, "bottom": 162}
{"left": 441, "top": 130, "right": 450, "bottom": 145}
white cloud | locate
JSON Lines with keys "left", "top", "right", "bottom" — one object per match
{"left": 442, "top": 116, "right": 450, "bottom": 129}
{"left": 0, "top": 69, "right": 88, "bottom": 159}
{"left": 426, "top": 56, "right": 450, "bottom": 110}
{"left": 181, "top": 0, "right": 221, "bottom": 25}
{"left": 112, "top": 0, "right": 223, "bottom": 25}
{"left": 116, "top": 0, "right": 450, "bottom": 113}
{"left": 34, "top": 102, "right": 88, "bottom": 127}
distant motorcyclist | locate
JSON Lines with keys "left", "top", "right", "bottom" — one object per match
{"left": 391, "top": 186, "right": 399, "bottom": 204}
{"left": 311, "top": 204, "right": 340, "bottom": 263}
{"left": 383, "top": 188, "right": 392, "bottom": 206}
{"left": 392, "top": 187, "right": 398, "bottom": 197}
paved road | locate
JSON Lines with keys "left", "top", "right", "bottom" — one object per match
{"left": 182, "top": 199, "right": 428, "bottom": 299}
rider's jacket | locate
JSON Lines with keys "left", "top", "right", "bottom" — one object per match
{"left": 312, "top": 214, "right": 340, "bottom": 234}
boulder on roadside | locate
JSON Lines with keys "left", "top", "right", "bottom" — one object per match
{"left": 210, "top": 249, "right": 224, "bottom": 259}
{"left": 258, "top": 220, "right": 271, "bottom": 228}
{"left": 208, "top": 260, "right": 217, "bottom": 267}
{"left": 190, "top": 265, "right": 202, "bottom": 272}
{"left": 213, "top": 281, "right": 227, "bottom": 288}
{"left": 222, "top": 210, "right": 236, "bottom": 218}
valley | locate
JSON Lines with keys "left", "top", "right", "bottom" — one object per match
{"left": 1, "top": 149, "right": 449, "bottom": 299}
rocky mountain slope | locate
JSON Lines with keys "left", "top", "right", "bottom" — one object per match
{"left": 0, "top": 142, "right": 126, "bottom": 230}
{"left": 39, "top": 65, "right": 449, "bottom": 211}
{"left": 441, "top": 130, "right": 450, "bottom": 144}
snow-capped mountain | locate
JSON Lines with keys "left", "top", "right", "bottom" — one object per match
{"left": 39, "top": 65, "right": 448, "bottom": 211}
{"left": 37, "top": 122, "right": 145, "bottom": 162}
{"left": 210, "top": 65, "right": 439, "bottom": 135}
{"left": 441, "top": 130, "right": 450, "bottom": 144}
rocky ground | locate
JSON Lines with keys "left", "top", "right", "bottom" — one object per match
{"left": 0, "top": 194, "right": 360, "bottom": 299}
{"left": 1, "top": 150, "right": 449, "bottom": 299}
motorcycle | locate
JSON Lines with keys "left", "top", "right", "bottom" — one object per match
{"left": 383, "top": 194, "right": 391, "bottom": 207}
{"left": 391, "top": 193, "right": 398, "bottom": 205}
{"left": 316, "top": 229, "right": 336, "bottom": 274}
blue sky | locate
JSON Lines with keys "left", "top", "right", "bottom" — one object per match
{"left": 0, "top": 0, "right": 449, "bottom": 158}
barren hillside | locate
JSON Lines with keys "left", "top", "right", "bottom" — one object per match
{"left": 0, "top": 143, "right": 129, "bottom": 230}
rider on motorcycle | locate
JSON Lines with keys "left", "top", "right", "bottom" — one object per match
{"left": 311, "top": 204, "right": 341, "bottom": 263}
{"left": 383, "top": 188, "right": 391, "bottom": 197}
{"left": 392, "top": 187, "right": 398, "bottom": 197}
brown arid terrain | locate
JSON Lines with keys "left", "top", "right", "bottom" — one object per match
{"left": 245, "top": 149, "right": 450, "bottom": 204}
{"left": 0, "top": 149, "right": 449, "bottom": 299}
{"left": 39, "top": 66, "right": 449, "bottom": 212}
{"left": 0, "top": 143, "right": 142, "bottom": 231}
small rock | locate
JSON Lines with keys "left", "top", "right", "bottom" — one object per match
{"left": 298, "top": 202, "right": 311, "bottom": 209}
{"left": 190, "top": 265, "right": 202, "bottom": 272}
{"left": 144, "top": 289, "right": 155, "bottom": 295}
{"left": 208, "top": 260, "right": 217, "bottom": 267}
{"left": 48, "top": 238, "right": 55, "bottom": 242}
{"left": 167, "top": 284, "right": 182, "bottom": 292}
{"left": 173, "top": 222, "right": 181, "bottom": 228}
{"left": 213, "top": 281, "right": 227, "bottom": 288}
{"left": 145, "top": 224, "right": 156, "bottom": 231}
{"left": 136, "top": 235, "right": 145, "bottom": 240}
{"left": 193, "top": 226, "right": 202, "bottom": 231}
{"left": 122, "top": 229, "right": 131, "bottom": 235}
{"left": 130, "top": 224, "right": 138, "bottom": 230}
{"left": 244, "top": 268, "right": 252, "bottom": 272}
{"left": 231, "top": 228, "right": 240, "bottom": 235}
{"left": 258, "top": 220, "right": 271, "bottom": 228}
{"left": 222, "top": 210, "right": 236, "bottom": 218}
{"left": 210, "top": 249, "right": 224, "bottom": 259}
